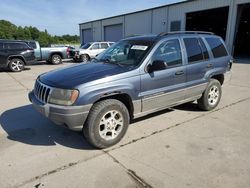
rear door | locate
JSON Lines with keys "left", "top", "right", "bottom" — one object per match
{"left": 204, "top": 37, "right": 230, "bottom": 72}
{"left": 140, "top": 38, "right": 186, "bottom": 112}
{"left": 181, "top": 37, "right": 211, "bottom": 99}
{"left": 88, "top": 43, "right": 100, "bottom": 58}
{"left": 99, "top": 42, "right": 109, "bottom": 54}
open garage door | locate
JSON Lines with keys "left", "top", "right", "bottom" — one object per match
{"left": 234, "top": 3, "right": 250, "bottom": 59}
{"left": 186, "top": 7, "right": 229, "bottom": 40}
{"left": 82, "top": 29, "right": 92, "bottom": 44}
{"left": 104, "top": 24, "right": 123, "bottom": 42}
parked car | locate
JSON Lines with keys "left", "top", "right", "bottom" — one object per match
{"left": 0, "top": 40, "right": 36, "bottom": 72}
{"left": 29, "top": 32, "right": 233, "bottom": 148}
{"left": 74, "top": 42, "right": 114, "bottom": 63}
{"left": 22, "top": 41, "right": 74, "bottom": 64}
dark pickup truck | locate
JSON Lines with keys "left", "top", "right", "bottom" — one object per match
{"left": 29, "top": 31, "right": 233, "bottom": 148}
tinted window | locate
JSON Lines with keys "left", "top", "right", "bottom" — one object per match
{"left": 206, "top": 37, "right": 228, "bottom": 58}
{"left": 7, "top": 42, "right": 28, "bottom": 50}
{"left": 199, "top": 38, "right": 209, "bottom": 60}
{"left": 184, "top": 38, "right": 203, "bottom": 63}
{"left": 91, "top": 43, "right": 99, "bottom": 50}
{"left": 152, "top": 39, "right": 182, "bottom": 68}
{"left": 0, "top": 43, "right": 3, "bottom": 50}
{"left": 28, "top": 42, "right": 36, "bottom": 49}
{"left": 100, "top": 43, "right": 109, "bottom": 49}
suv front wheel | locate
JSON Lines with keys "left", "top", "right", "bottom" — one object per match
{"left": 9, "top": 58, "right": 25, "bottom": 72}
{"left": 198, "top": 79, "right": 222, "bottom": 111}
{"left": 83, "top": 99, "right": 129, "bottom": 149}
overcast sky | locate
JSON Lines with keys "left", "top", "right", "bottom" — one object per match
{"left": 0, "top": 0, "right": 184, "bottom": 36}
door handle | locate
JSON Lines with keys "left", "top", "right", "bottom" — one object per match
{"left": 206, "top": 63, "right": 213, "bottom": 68}
{"left": 175, "top": 70, "right": 184, "bottom": 76}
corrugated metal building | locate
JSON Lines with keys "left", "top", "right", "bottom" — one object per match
{"left": 79, "top": 0, "right": 250, "bottom": 58}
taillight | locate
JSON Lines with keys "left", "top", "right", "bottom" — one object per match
{"left": 66, "top": 47, "right": 70, "bottom": 55}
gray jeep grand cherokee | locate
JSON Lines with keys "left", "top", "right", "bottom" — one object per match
{"left": 29, "top": 31, "right": 233, "bottom": 148}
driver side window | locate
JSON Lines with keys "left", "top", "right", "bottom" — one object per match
{"left": 152, "top": 39, "right": 183, "bottom": 68}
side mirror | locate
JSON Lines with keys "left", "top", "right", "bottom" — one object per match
{"left": 147, "top": 60, "right": 166, "bottom": 73}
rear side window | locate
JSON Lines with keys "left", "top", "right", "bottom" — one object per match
{"left": 100, "top": 43, "right": 109, "bottom": 49}
{"left": 184, "top": 38, "right": 204, "bottom": 63}
{"left": 0, "top": 43, "right": 3, "bottom": 50}
{"left": 6, "top": 42, "right": 28, "bottom": 50}
{"left": 28, "top": 42, "right": 36, "bottom": 49}
{"left": 205, "top": 37, "right": 228, "bottom": 58}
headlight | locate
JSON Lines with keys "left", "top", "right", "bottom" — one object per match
{"left": 48, "top": 88, "right": 79, "bottom": 106}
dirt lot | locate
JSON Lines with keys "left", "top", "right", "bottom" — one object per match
{"left": 0, "top": 61, "right": 250, "bottom": 188}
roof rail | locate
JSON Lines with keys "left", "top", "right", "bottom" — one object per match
{"left": 158, "top": 31, "right": 214, "bottom": 37}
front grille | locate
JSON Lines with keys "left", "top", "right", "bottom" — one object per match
{"left": 34, "top": 80, "right": 51, "bottom": 103}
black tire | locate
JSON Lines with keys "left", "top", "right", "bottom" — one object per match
{"left": 8, "top": 58, "right": 25, "bottom": 72}
{"left": 51, "top": 54, "right": 62, "bottom": 65}
{"left": 83, "top": 99, "right": 129, "bottom": 149}
{"left": 197, "top": 79, "right": 222, "bottom": 111}
{"left": 82, "top": 54, "right": 89, "bottom": 63}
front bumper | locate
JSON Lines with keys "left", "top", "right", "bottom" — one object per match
{"left": 28, "top": 91, "right": 91, "bottom": 131}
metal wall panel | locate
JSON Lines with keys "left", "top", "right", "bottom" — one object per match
{"left": 104, "top": 24, "right": 123, "bottom": 42}
{"left": 124, "top": 11, "right": 152, "bottom": 36}
{"left": 167, "top": 0, "right": 231, "bottom": 32}
{"left": 79, "top": 0, "right": 250, "bottom": 55}
{"left": 152, "top": 7, "right": 168, "bottom": 34}
{"left": 92, "top": 21, "right": 102, "bottom": 41}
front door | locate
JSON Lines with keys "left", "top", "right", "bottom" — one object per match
{"left": 88, "top": 43, "right": 100, "bottom": 58}
{"left": 140, "top": 39, "right": 186, "bottom": 112}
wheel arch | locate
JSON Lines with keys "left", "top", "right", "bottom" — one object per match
{"left": 8, "top": 55, "right": 26, "bottom": 65}
{"left": 81, "top": 53, "right": 90, "bottom": 59}
{"left": 211, "top": 74, "right": 224, "bottom": 85}
{"left": 49, "top": 52, "right": 63, "bottom": 60}
{"left": 94, "top": 93, "right": 134, "bottom": 119}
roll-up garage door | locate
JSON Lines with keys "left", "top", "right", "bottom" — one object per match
{"left": 82, "top": 29, "right": 92, "bottom": 44}
{"left": 104, "top": 24, "right": 123, "bottom": 42}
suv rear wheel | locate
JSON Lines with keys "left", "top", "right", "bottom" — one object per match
{"left": 9, "top": 58, "right": 25, "bottom": 72}
{"left": 197, "top": 79, "right": 222, "bottom": 111}
{"left": 83, "top": 99, "right": 129, "bottom": 148}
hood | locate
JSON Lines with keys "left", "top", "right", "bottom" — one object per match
{"left": 39, "top": 62, "right": 130, "bottom": 88}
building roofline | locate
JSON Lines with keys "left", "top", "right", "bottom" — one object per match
{"left": 79, "top": 0, "right": 195, "bottom": 25}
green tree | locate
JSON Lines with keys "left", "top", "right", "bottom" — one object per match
{"left": 29, "top": 26, "right": 40, "bottom": 40}
{"left": 0, "top": 19, "right": 80, "bottom": 46}
{"left": 0, "top": 20, "right": 17, "bottom": 39}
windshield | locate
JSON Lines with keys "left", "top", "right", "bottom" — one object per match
{"left": 80, "top": 43, "right": 92, "bottom": 49}
{"left": 95, "top": 40, "right": 154, "bottom": 67}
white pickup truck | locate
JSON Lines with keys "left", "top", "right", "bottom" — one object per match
{"left": 74, "top": 42, "right": 114, "bottom": 63}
